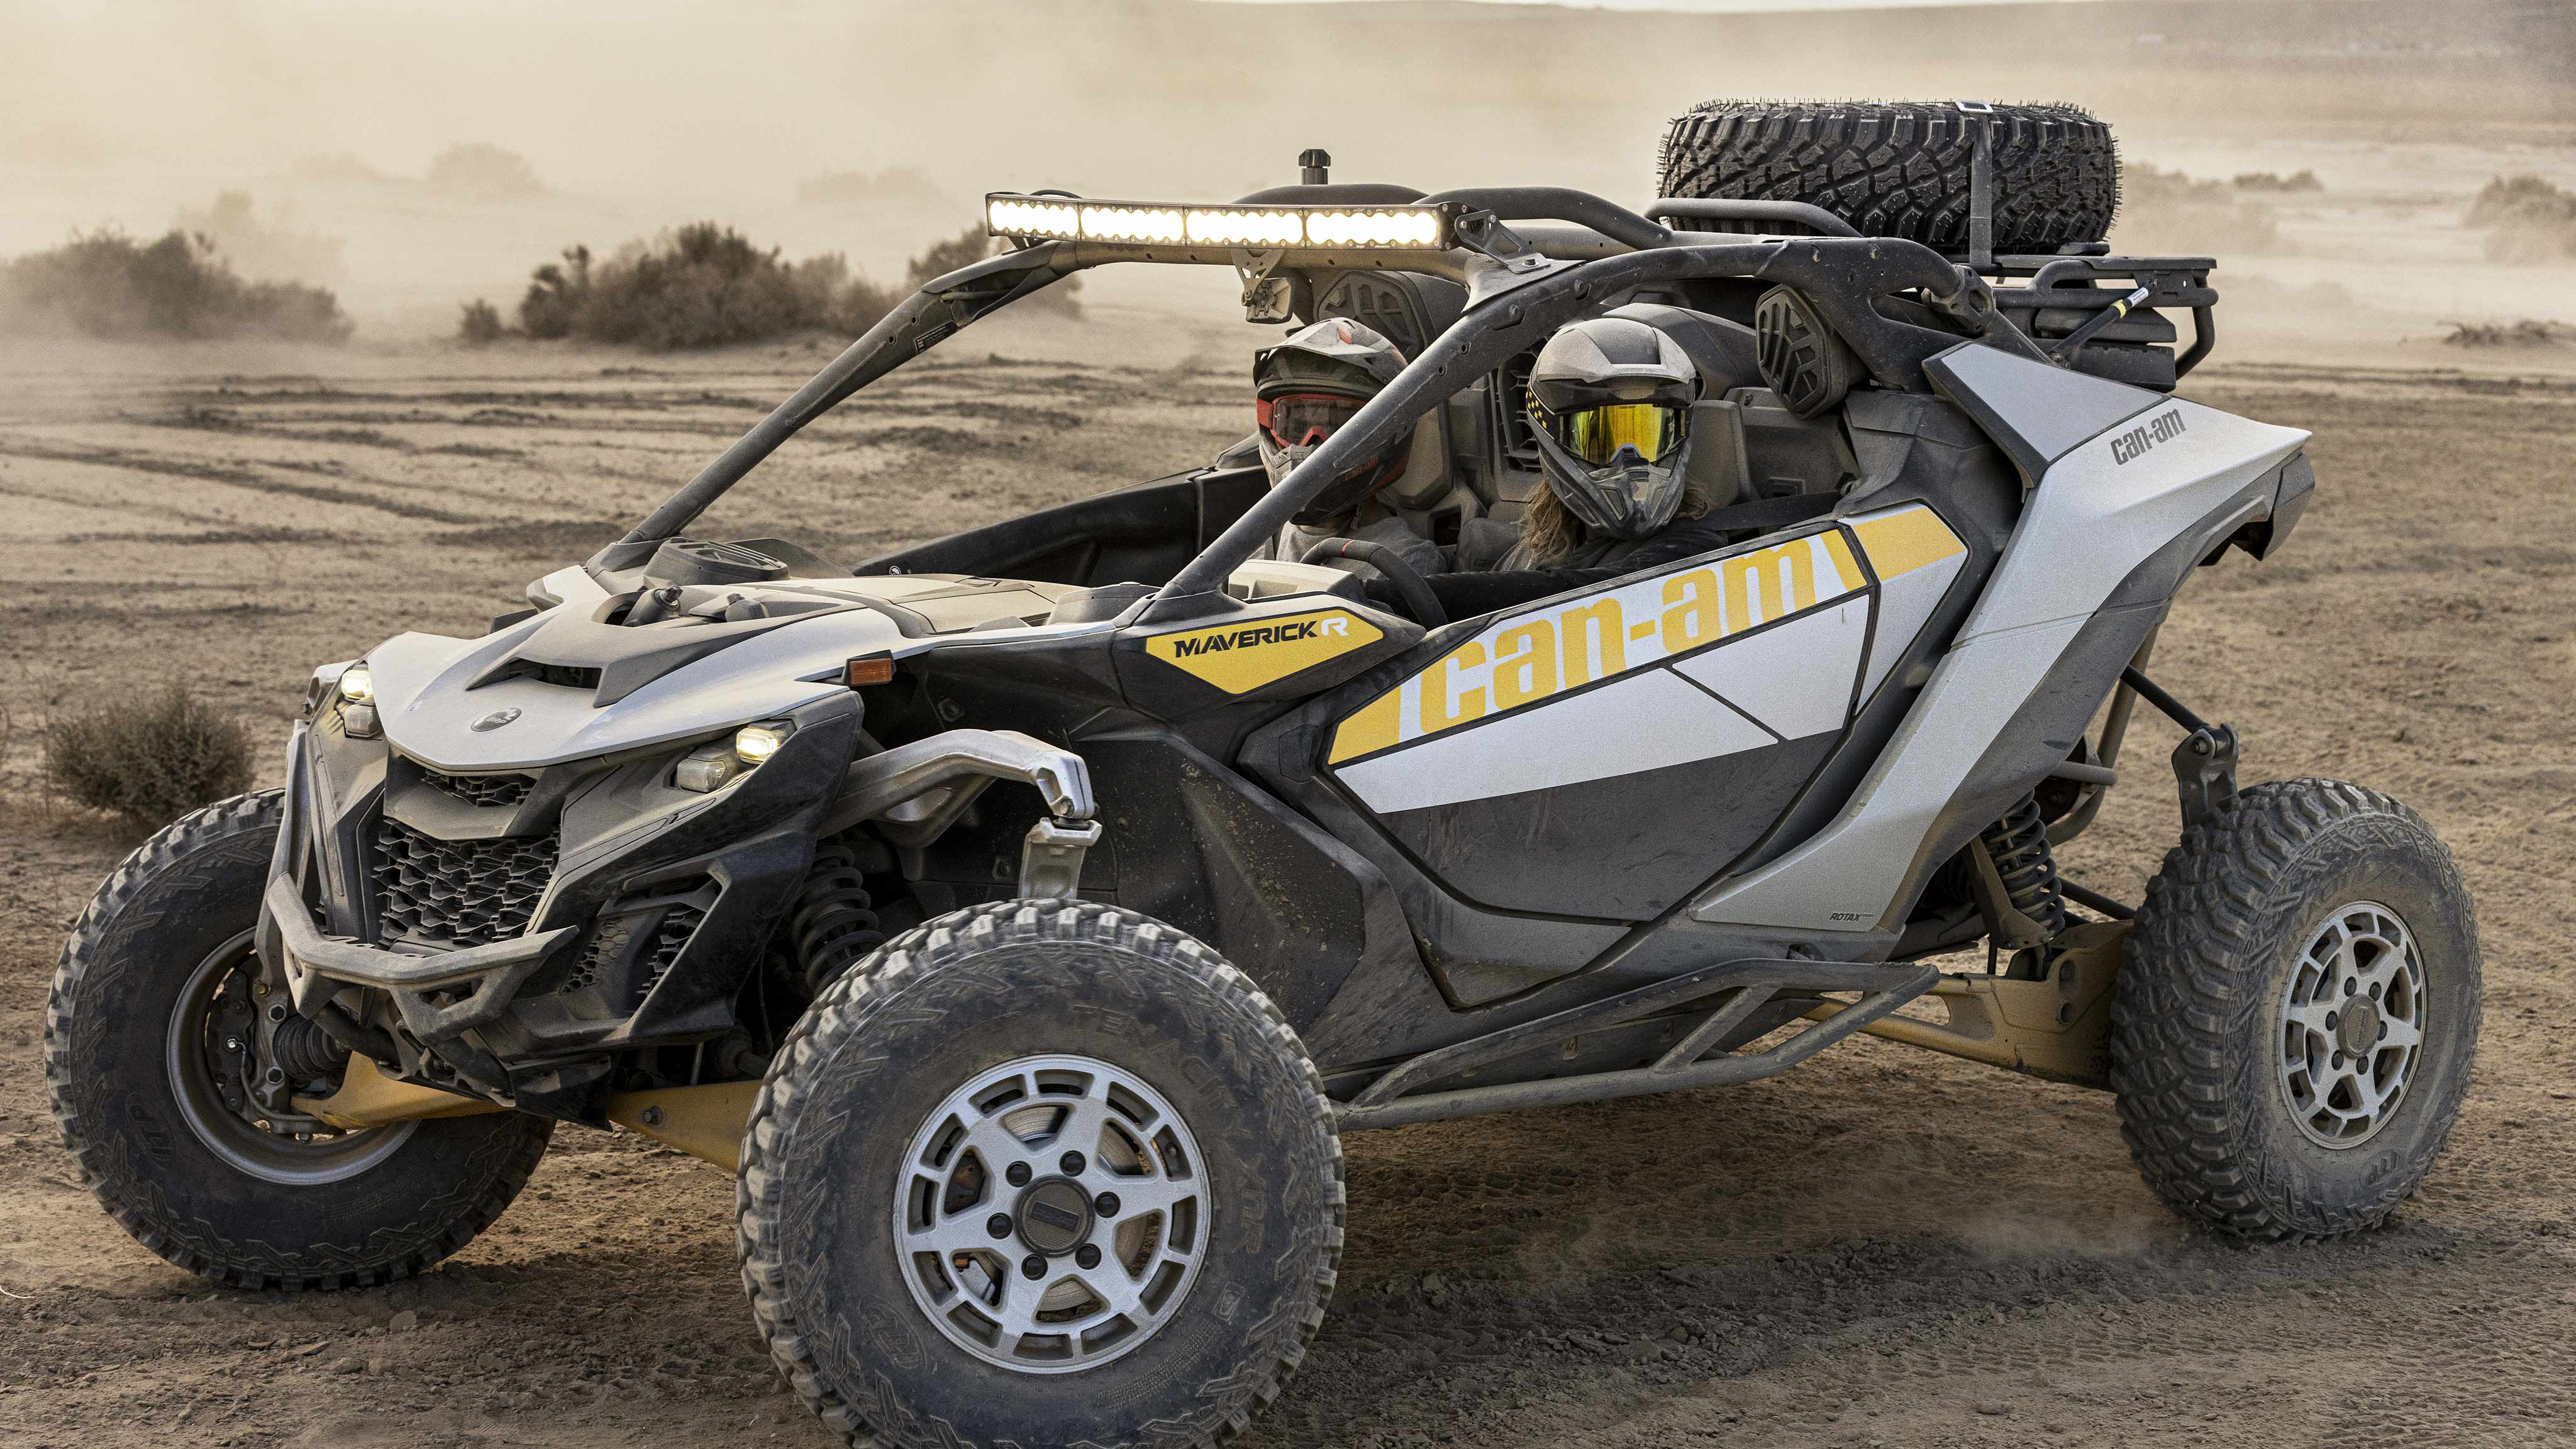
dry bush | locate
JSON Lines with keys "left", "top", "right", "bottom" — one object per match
{"left": 2465, "top": 176, "right": 2576, "bottom": 265}
{"left": 2441, "top": 318, "right": 2571, "bottom": 349}
{"left": 2231, "top": 170, "right": 2323, "bottom": 194}
{"left": 2113, "top": 163, "right": 2282, "bottom": 255}
{"left": 426, "top": 142, "right": 545, "bottom": 201}
{"left": 0, "top": 230, "right": 352, "bottom": 342}
{"left": 457, "top": 297, "right": 505, "bottom": 345}
{"left": 45, "top": 686, "right": 255, "bottom": 827}
{"left": 508, "top": 222, "right": 1072, "bottom": 351}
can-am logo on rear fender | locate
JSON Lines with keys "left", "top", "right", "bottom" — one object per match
{"left": 471, "top": 708, "right": 521, "bottom": 731}
{"left": 1143, "top": 608, "right": 1382, "bottom": 695}
{"left": 2109, "top": 408, "right": 2187, "bottom": 465}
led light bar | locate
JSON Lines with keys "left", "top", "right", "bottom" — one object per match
{"left": 987, "top": 194, "right": 1453, "bottom": 250}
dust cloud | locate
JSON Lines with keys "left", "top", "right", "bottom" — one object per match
{"left": 2, "top": 0, "right": 2569, "bottom": 354}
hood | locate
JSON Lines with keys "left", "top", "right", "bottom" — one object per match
{"left": 364, "top": 567, "right": 1079, "bottom": 772}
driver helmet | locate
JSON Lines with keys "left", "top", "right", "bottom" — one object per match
{"left": 1525, "top": 317, "right": 1701, "bottom": 539}
{"left": 1253, "top": 318, "right": 1408, "bottom": 526}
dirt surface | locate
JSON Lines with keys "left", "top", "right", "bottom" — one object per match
{"left": 4, "top": 313, "right": 2576, "bottom": 1448}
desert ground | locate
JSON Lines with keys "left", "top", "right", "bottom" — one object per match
{"left": 1, "top": 286, "right": 2573, "bottom": 1449}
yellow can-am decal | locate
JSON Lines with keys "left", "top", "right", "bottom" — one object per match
{"left": 1145, "top": 608, "right": 1384, "bottom": 694}
{"left": 1328, "top": 526, "right": 1869, "bottom": 765}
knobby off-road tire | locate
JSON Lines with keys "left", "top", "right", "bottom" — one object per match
{"left": 738, "top": 900, "right": 1344, "bottom": 1449}
{"left": 46, "top": 790, "right": 553, "bottom": 1289}
{"left": 1658, "top": 99, "right": 2119, "bottom": 253}
{"left": 2113, "top": 779, "right": 2479, "bottom": 1241}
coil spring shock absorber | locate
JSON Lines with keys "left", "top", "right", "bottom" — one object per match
{"left": 1979, "top": 793, "right": 2068, "bottom": 945}
{"left": 790, "top": 841, "right": 887, "bottom": 994}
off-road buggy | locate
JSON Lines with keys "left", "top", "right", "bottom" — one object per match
{"left": 50, "top": 101, "right": 2477, "bottom": 1449}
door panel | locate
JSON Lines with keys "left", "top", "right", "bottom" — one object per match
{"left": 1323, "top": 520, "right": 1930, "bottom": 921}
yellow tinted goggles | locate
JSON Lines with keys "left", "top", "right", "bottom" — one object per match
{"left": 1539, "top": 402, "right": 1689, "bottom": 466}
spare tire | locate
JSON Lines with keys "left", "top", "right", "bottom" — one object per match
{"left": 1657, "top": 100, "right": 2118, "bottom": 254}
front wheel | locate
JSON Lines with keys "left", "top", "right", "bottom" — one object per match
{"left": 45, "top": 791, "right": 554, "bottom": 1289}
{"left": 738, "top": 901, "right": 1343, "bottom": 1449}
{"left": 2112, "top": 779, "right": 2480, "bottom": 1241}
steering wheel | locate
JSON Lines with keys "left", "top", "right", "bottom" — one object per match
{"left": 1299, "top": 539, "right": 1448, "bottom": 628}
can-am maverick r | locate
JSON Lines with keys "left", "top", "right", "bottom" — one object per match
{"left": 50, "top": 102, "right": 2477, "bottom": 1449}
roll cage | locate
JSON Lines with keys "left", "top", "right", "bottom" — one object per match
{"left": 590, "top": 186, "right": 2210, "bottom": 624}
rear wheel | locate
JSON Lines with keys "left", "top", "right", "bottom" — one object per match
{"left": 46, "top": 791, "right": 553, "bottom": 1289}
{"left": 2112, "top": 779, "right": 2479, "bottom": 1240}
{"left": 738, "top": 901, "right": 1343, "bottom": 1449}
{"left": 1658, "top": 99, "right": 2119, "bottom": 253}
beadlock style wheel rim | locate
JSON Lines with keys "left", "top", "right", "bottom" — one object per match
{"left": 2276, "top": 902, "right": 2426, "bottom": 1150}
{"left": 164, "top": 931, "right": 416, "bottom": 1185}
{"left": 893, "top": 1054, "right": 1211, "bottom": 1374}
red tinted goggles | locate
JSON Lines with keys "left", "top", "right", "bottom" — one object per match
{"left": 1256, "top": 391, "right": 1367, "bottom": 449}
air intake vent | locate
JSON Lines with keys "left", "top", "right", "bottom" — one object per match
{"left": 1753, "top": 286, "right": 1863, "bottom": 420}
{"left": 370, "top": 818, "right": 556, "bottom": 948}
{"left": 419, "top": 769, "right": 534, "bottom": 809}
{"left": 482, "top": 659, "right": 602, "bottom": 691}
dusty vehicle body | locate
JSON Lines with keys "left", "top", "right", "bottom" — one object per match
{"left": 52, "top": 110, "right": 2475, "bottom": 1449}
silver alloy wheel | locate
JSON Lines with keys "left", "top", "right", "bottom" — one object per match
{"left": 894, "top": 1053, "right": 1211, "bottom": 1374}
{"left": 164, "top": 931, "right": 416, "bottom": 1185}
{"left": 2277, "top": 901, "right": 2426, "bottom": 1149}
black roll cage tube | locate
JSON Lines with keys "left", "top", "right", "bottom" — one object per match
{"left": 591, "top": 188, "right": 2037, "bottom": 619}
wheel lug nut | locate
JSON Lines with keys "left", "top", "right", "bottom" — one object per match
{"left": 2378, "top": 1022, "right": 2389, "bottom": 1041}
{"left": 267, "top": 1003, "right": 288, "bottom": 1021}
{"left": 1060, "top": 1152, "right": 1087, "bottom": 1175}
{"left": 2325, "top": 1011, "right": 2339, "bottom": 1030}
{"left": 1006, "top": 1162, "right": 1032, "bottom": 1187}
{"left": 2343, "top": 979, "right": 2357, "bottom": 996}
{"left": 1021, "top": 1255, "right": 1045, "bottom": 1280}
{"left": 1094, "top": 1191, "right": 1119, "bottom": 1216}
{"left": 987, "top": 1214, "right": 1013, "bottom": 1240}
{"left": 1075, "top": 1244, "right": 1101, "bottom": 1270}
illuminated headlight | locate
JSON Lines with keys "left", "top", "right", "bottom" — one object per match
{"left": 1079, "top": 204, "right": 1186, "bottom": 243}
{"left": 336, "top": 663, "right": 379, "bottom": 738}
{"left": 734, "top": 722, "right": 788, "bottom": 765}
{"left": 1306, "top": 208, "right": 1445, "bottom": 247}
{"left": 1185, "top": 208, "right": 1304, "bottom": 247}
{"left": 987, "top": 196, "right": 1080, "bottom": 238}
{"left": 674, "top": 721, "right": 792, "bottom": 794}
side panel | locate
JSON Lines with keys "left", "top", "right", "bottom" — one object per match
{"left": 1695, "top": 381, "right": 2310, "bottom": 934}
{"left": 1320, "top": 514, "right": 1961, "bottom": 922}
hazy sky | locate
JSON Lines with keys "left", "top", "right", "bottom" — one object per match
{"left": 1219, "top": 0, "right": 2107, "bottom": 8}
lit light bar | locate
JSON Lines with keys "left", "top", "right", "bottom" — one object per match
{"left": 987, "top": 194, "right": 1453, "bottom": 250}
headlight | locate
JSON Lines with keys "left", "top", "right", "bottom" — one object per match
{"left": 675, "top": 721, "right": 791, "bottom": 794}
{"left": 734, "top": 723, "right": 788, "bottom": 765}
{"left": 337, "top": 663, "right": 380, "bottom": 738}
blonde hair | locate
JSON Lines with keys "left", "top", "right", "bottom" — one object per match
{"left": 1519, "top": 472, "right": 1713, "bottom": 567}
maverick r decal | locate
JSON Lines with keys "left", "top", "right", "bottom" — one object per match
{"left": 1145, "top": 607, "right": 1384, "bottom": 693}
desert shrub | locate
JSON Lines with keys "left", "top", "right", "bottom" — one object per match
{"left": 2231, "top": 170, "right": 2323, "bottom": 194}
{"left": 508, "top": 222, "right": 1074, "bottom": 350}
{"left": 2441, "top": 318, "right": 2570, "bottom": 349}
{"left": 0, "top": 229, "right": 351, "bottom": 341}
{"left": 2464, "top": 176, "right": 2576, "bottom": 265}
{"left": 907, "top": 224, "right": 1080, "bottom": 314}
{"left": 45, "top": 685, "right": 255, "bottom": 826}
{"left": 2114, "top": 164, "right": 2282, "bottom": 254}
{"left": 458, "top": 297, "right": 505, "bottom": 344}
{"left": 426, "top": 142, "right": 545, "bottom": 201}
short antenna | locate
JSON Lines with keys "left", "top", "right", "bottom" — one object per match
{"left": 1299, "top": 148, "right": 1331, "bottom": 186}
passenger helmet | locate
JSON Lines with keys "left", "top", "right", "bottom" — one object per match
{"left": 1525, "top": 317, "right": 1701, "bottom": 539}
{"left": 1253, "top": 318, "right": 1409, "bottom": 525}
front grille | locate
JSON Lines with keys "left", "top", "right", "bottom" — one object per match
{"left": 419, "top": 769, "right": 534, "bottom": 808}
{"left": 370, "top": 817, "right": 556, "bottom": 947}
